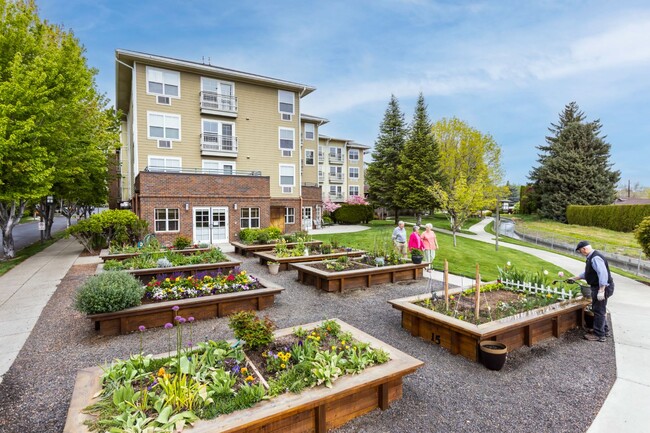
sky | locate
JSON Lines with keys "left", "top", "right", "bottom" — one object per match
{"left": 38, "top": 0, "right": 650, "bottom": 188}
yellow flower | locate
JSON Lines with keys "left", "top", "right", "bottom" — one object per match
{"left": 341, "top": 340, "right": 346, "bottom": 345}
{"left": 331, "top": 346, "right": 337, "bottom": 350}
{"left": 241, "top": 367, "right": 248, "bottom": 374}
{"left": 280, "top": 363, "right": 286, "bottom": 369}
{"left": 157, "top": 367, "right": 166, "bottom": 377}
{"left": 245, "top": 375, "right": 254, "bottom": 382}
{"left": 165, "top": 278, "right": 170, "bottom": 282}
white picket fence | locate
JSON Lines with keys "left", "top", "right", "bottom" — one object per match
{"left": 502, "top": 279, "right": 574, "bottom": 300}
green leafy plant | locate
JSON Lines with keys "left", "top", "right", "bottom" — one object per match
{"left": 410, "top": 247, "right": 424, "bottom": 257}
{"left": 74, "top": 271, "right": 144, "bottom": 314}
{"left": 173, "top": 236, "right": 193, "bottom": 250}
{"left": 634, "top": 216, "right": 650, "bottom": 258}
{"left": 228, "top": 311, "right": 275, "bottom": 350}
{"left": 310, "top": 351, "right": 344, "bottom": 388}
{"left": 66, "top": 209, "right": 148, "bottom": 254}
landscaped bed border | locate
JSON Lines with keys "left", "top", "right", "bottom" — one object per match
{"left": 231, "top": 240, "right": 323, "bottom": 257}
{"left": 388, "top": 290, "right": 588, "bottom": 362}
{"left": 291, "top": 260, "right": 428, "bottom": 292}
{"left": 98, "top": 247, "right": 213, "bottom": 262}
{"left": 253, "top": 249, "right": 365, "bottom": 271}
{"left": 64, "top": 319, "right": 424, "bottom": 433}
{"left": 87, "top": 275, "right": 284, "bottom": 336}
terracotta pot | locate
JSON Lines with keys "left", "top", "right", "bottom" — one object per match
{"left": 479, "top": 340, "right": 508, "bottom": 371}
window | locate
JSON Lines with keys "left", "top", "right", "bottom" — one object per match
{"left": 279, "top": 128, "right": 295, "bottom": 150}
{"left": 148, "top": 156, "right": 181, "bottom": 172}
{"left": 278, "top": 90, "right": 294, "bottom": 114}
{"left": 201, "top": 77, "right": 235, "bottom": 111}
{"left": 240, "top": 208, "right": 260, "bottom": 228}
{"left": 304, "top": 123, "right": 315, "bottom": 140}
{"left": 279, "top": 164, "right": 295, "bottom": 187}
{"left": 147, "top": 67, "right": 180, "bottom": 97}
{"left": 202, "top": 119, "right": 235, "bottom": 151}
{"left": 305, "top": 150, "right": 315, "bottom": 166}
{"left": 349, "top": 149, "right": 360, "bottom": 161}
{"left": 202, "top": 160, "right": 235, "bottom": 175}
{"left": 349, "top": 167, "right": 359, "bottom": 179}
{"left": 349, "top": 186, "right": 360, "bottom": 196}
{"left": 285, "top": 207, "right": 295, "bottom": 224}
{"left": 148, "top": 112, "right": 180, "bottom": 141}
{"left": 329, "top": 185, "right": 342, "bottom": 197}
{"left": 154, "top": 208, "right": 179, "bottom": 232}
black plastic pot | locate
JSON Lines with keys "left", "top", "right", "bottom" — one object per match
{"left": 479, "top": 340, "right": 508, "bottom": 371}
{"left": 411, "top": 255, "right": 423, "bottom": 264}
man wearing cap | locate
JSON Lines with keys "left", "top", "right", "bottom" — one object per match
{"left": 570, "top": 241, "right": 614, "bottom": 342}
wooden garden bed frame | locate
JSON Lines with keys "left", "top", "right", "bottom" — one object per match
{"left": 291, "top": 260, "right": 428, "bottom": 292}
{"left": 253, "top": 249, "right": 365, "bottom": 271}
{"left": 388, "top": 291, "right": 588, "bottom": 362}
{"left": 87, "top": 276, "right": 284, "bottom": 336}
{"left": 64, "top": 319, "right": 423, "bottom": 433}
{"left": 231, "top": 240, "right": 323, "bottom": 257}
{"left": 99, "top": 247, "right": 213, "bottom": 262}
{"left": 97, "top": 256, "right": 242, "bottom": 283}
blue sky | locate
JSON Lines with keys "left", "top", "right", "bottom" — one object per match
{"left": 39, "top": 0, "right": 650, "bottom": 187}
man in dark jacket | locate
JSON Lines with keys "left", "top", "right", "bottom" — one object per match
{"left": 570, "top": 241, "right": 614, "bottom": 342}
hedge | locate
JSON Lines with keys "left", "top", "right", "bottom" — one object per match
{"left": 332, "top": 204, "right": 374, "bottom": 224}
{"left": 66, "top": 210, "right": 148, "bottom": 254}
{"left": 566, "top": 204, "right": 650, "bottom": 232}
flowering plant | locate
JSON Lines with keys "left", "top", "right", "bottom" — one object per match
{"left": 145, "top": 268, "right": 261, "bottom": 301}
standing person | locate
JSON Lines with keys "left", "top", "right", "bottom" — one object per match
{"left": 420, "top": 223, "right": 439, "bottom": 265}
{"left": 392, "top": 221, "right": 407, "bottom": 258}
{"left": 569, "top": 241, "right": 614, "bottom": 342}
{"left": 408, "top": 225, "right": 424, "bottom": 251}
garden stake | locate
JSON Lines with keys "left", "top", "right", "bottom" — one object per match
{"left": 475, "top": 264, "right": 480, "bottom": 320}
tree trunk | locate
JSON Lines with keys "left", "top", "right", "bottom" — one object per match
{"left": 394, "top": 207, "right": 400, "bottom": 225}
{"left": 43, "top": 200, "right": 55, "bottom": 240}
{"left": 0, "top": 200, "right": 27, "bottom": 259}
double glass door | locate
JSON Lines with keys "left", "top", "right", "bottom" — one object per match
{"left": 193, "top": 207, "right": 228, "bottom": 244}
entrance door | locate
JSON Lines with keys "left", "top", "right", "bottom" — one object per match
{"left": 302, "top": 207, "right": 312, "bottom": 231}
{"left": 193, "top": 207, "right": 229, "bottom": 244}
{"left": 315, "top": 205, "right": 322, "bottom": 229}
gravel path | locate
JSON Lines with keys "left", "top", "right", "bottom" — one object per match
{"left": 0, "top": 257, "right": 616, "bottom": 433}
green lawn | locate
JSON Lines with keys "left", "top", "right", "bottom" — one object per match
{"left": 312, "top": 220, "right": 567, "bottom": 281}
{"left": 0, "top": 233, "right": 65, "bottom": 277}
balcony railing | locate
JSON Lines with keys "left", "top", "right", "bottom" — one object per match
{"left": 200, "top": 91, "right": 238, "bottom": 115}
{"left": 200, "top": 133, "right": 238, "bottom": 156}
{"left": 328, "top": 192, "right": 345, "bottom": 201}
{"left": 318, "top": 174, "right": 325, "bottom": 183}
{"left": 329, "top": 173, "right": 344, "bottom": 183}
{"left": 318, "top": 152, "right": 325, "bottom": 163}
{"left": 329, "top": 154, "right": 344, "bottom": 164}
{"left": 144, "top": 166, "right": 261, "bottom": 176}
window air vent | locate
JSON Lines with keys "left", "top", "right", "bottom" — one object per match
{"left": 282, "top": 186, "right": 293, "bottom": 194}
{"left": 282, "top": 150, "right": 293, "bottom": 157}
{"left": 281, "top": 113, "right": 292, "bottom": 121}
{"left": 158, "top": 139, "right": 172, "bottom": 149}
{"left": 157, "top": 95, "right": 171, "bottom": 105}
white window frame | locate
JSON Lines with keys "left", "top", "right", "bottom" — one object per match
{"left": 154, "top": 208, "right": 180, "bottom": 232}
{"left": 305, "top": 149, "right": 315, "bottom": 166}
{"left": 148, "top": 156, "right": 181, "bottom": 172}
{"left": 349, "top": 186, "right": 360, "bottom": 197}
{"left": 279, "top": 127, "right": 295, "bottom": 151}
{"left": 146, "top": 66, "right": 180, "bottom": 98}
{"left": 285, "top": 207, "right": 295, "bottom": 224}
{"left": 279, "top": 164, "right": 295, "bottom": 187}
{"left": 349, "top": 167, "right": 359, "bottom": 179}
{"left": 348, "top": 149, "right": 360, "bottom": 162}
{"left": 202, "top": 160, "right": 235, "bottom": 175}
{"left": 329, "top": 185, "right": 342, "bottom": 195}
{"left": 278, "top": 90, "right": 295, "bottom": 114}
{"left": 304, "top": 123, "right": 315, "bottom": 140}
{"left": 240, "top": 207, "right": 260, "bottom": 229}
{"left": 147, "top": 111, "right": 181, "bottom": 142}
{"left": 201, "top": 77, "right": 235, "bottom": 95}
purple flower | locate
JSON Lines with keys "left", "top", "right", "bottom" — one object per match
{"left": 171, "top": 305, "right": 180, "bottom": 312}
{"left": 188, "top": 316, "right": 195, "bottom": 323}
{"left": 178, "top": 317, "right": 187, "bottom": 324}
{"left": 174, "top": 315, "right": 183, "bottom": 322}
{"left": 232, "top": 365, "right": 240, "bottom": 374}
{"left": 138, "top": 325, "right": 146, "bottom": 332}
{"left": 186, "top": 342, "right": 193, "bottom": 347}
{"left": 164, "top": 323, "right": 173, "bottom": 329}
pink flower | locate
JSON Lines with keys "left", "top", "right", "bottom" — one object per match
{"left": 188, "top": 317, "right": 195, "bottom": 323}
{"left": 138, "top": 325, "right": 146, "bottom": 332}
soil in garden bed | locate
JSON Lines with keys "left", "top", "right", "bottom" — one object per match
{"left": 305, "top": 261, "right": 373, "bottom": 272}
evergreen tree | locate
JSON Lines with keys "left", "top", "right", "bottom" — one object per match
{"left": 366, "top": 95, "right": 407, "bottom": 224}
{"left": 394, "top": 93, "right": 442, "bottom": 224}
{"left": 529, "top": 102, "right": 620, "bottom": 221}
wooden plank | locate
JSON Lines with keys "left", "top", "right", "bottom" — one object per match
{"left": 379, "top": 383, "right": 389, "bottom": 410}
{"left": 315, "top": 405, "right": 326, "bottom": 433}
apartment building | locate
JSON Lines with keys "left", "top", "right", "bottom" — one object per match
{"left": 113, "top": 49, "right": 337, "bottom": 245}
{"left": 318, "top": 135, "right": 370, "bottom": 204}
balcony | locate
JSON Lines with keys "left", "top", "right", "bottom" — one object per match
{"left": 329, "top": 154, "right": 344, "bottom": 164}
{"left": 200, "top": 91, "right": 238, "bottom": 117}
{"left": 329, "top": 173, "right": 344, "bottom": 183}
{"left": 318, "top": 173, "right": 325, "bottom": 183}
{"left": 318, "top": 152, "right": 325, "bottom": 163}
{"left": 328, "top": 192, "right": 345, "bottom": 202}
{"left": 200, "top": 133, "right": 238, "bottom": 157}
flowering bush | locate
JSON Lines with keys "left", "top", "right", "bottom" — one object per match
{"left": 346, "top": 195, "right": 368, "bottom": 205}
{"left": 145, "top": 269, "right": 261, "bottom": 301}
{"left": 322, "top": 197, "right": 341, "bottom": 213}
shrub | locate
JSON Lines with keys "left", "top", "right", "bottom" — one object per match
{"left": 238, "top": 228, "right": 260, "bottom": 244}
{"left": 74, "top": 271, "right": 144, "bottom": 314}
{"left": 635, "top": 216, "right": 650, "bottom": 259}
{"left": 567, "top": 204, "right": 650, "bottom": 232}
{"left": 238, "top": 227, "right": 283, "bottom": 244}
{"left": 173, "top": 235, "right": 192, "bottom": 250}
{"left": 66, "top": 210, "right": 148, "bottom": 254}
{"left": 332, "top": 204, "right": 373, "bottom": 224}
{"left": 228, "top": 311, "right": 275, "bottom": 350}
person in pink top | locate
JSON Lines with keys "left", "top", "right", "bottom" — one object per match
{"left": 408, "top": 225, "right": 424, "bottom": 251}
{"left": 420, "top": 223, "right": 439, "bottom": 266}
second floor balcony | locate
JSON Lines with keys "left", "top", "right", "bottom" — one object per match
{"left": 200, "top": 132, "right": 238, "bottom": 157}
{"left": 200, "top": 91, "right": 238, "bottom": 117}
{"left": 318, "top": 152, "right": 325, "bottom": 163}
{"left": 329, "top": 153, "right": 344, "bottom": 164}
{"left": 329, "top": 173, "right": 344, "bottom": 183}
{"left": 328, "top": 192, "right": 345, "bottom": 202}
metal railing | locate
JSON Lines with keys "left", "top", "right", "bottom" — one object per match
{"left": 200, "top": 133, "right": 238, "bottom": 153}
{"left": 328, "top": 193, "right": 345, "bottom": 201}
{"left": 200, "top": 91, "right": 238, "bottom": 113}
{"left": 329, "top": 173, "right": 344, "bottom": 183}
{"left": 144, "top": 166, "right": 261, "bottom": 176}
{"left": 328, "top": 154, "right": 344, "bottom": 164}
{"left": 318, "top": 152, "right": 325, "bottom": 162}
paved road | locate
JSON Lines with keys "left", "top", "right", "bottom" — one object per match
{"left": 0, "top": 216, "right": 71, "bottom": 258}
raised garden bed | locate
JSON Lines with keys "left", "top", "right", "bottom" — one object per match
{"left": 98, "top": 247, "right": 212, "bottom": 262}
{"left": 64, "top": 319, "right": 423, "bottom": 433}
{"left": 389, "top": 289, "right": 588, "bottom": 362}
{"left": 96, "top": 256, "right": 242, "bottom": 283}
{"left": 87, "top": 275, "right": 284, "bottom": 336}
{"left": 292, "top": 260, "right": 428, "bottom": 292}
{"left": 254, "top": 249, "right": 365, "bottom": 271}
{"left": 231, "top": 240, "right": 323, "bottom": 257}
